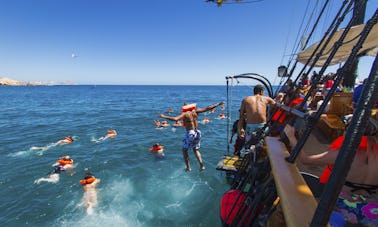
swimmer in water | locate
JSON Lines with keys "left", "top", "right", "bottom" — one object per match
{"left": 34, "top": 156, "right": 74, "bottom": 184}
{"left": 173, "top": 120, "right": 182, "bottom": 127}
{"left": 56, "top": 136, "right": 74, "bottom": 145}
{"left": 96, "top": 129, "right": 117, "bottom": 142}
{"left": 149, "top": 143, "right": 165, "bottom": 158}
{"left": 53, "top": 155, "right": 74, "bottom": 174}
{"left": 219, "top": 113, "right": 226, "bottom": 119}
{"left": 161, "top": 120, "right": 169, "bottom": 127}
{"left": 154, "top": 120, "right": 161, "bottom": 128}
{"left": 203, "top": 117, "right": 211, "bottom": 124}
{"left": 80, "top": 172, "right": 100, "bottom": 215}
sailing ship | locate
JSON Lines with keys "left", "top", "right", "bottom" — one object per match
{"left": 211, "top": 0, "right": 378, "bottom": 226}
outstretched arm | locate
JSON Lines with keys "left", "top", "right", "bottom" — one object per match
{"left": 283, "top": 125, "right": 337, "bottom": 166}
{"left": 196, "top": 101, "right": 224, "bottom": 113}
{"left": 159, "top": 112, "right": 185, "bottom": 122}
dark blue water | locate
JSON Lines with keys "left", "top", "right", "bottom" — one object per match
{"left": 0, "top": 85, "right": 259, "bottom": 226}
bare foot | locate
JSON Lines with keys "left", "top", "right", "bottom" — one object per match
{"left": 185, "top": 167, "right": 191, "bottom": 172}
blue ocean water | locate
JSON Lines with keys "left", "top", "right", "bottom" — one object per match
{"left": 0, "top": 85, "right": 257, "bottom": 227}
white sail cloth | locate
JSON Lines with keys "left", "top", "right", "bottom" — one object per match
{"left": 297, "top": 23, "right": 378, "bottom": 67}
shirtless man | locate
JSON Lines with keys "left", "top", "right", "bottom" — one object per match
{"left": 284, "top": 113, "right": 378, "bottom": 225}
{"left": 238, "top": 84, "right": 276, "bottom": 144}
{"left": 80, "top": 173, "right": 101, "bottom": 215}
{"left": 159, "top": 101, "right": 224, "bottom": 172}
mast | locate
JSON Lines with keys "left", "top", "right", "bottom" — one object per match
{"left": 343, "top": 0, "right": 367, "bottom": 88}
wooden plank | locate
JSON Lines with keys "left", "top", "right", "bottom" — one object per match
{"left": 265, "top": 136, "right": 319, "bottom": 227}
{"left": 216, "top": 155, "right": 244, "bottom": 172}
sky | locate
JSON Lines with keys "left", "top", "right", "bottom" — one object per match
{"left": 0, "top": 0, "right": 377, "bottom": 85}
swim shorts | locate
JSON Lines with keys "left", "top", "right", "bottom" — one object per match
{"left": 334, "top": 191, "right": 378, "bottom": 226}
{"left": 183, "top": 129, "right": 201, "bottom": 151}
{"left": 245, "top": 123, "right": 265, "bottom": 143}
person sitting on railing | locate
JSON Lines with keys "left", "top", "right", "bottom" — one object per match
{"left": 283, "top": 113, "right": 378, "bottom": 226}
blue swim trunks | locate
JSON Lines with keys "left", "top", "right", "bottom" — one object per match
{"left": 245, "top": 123, "right": 265, "bottom": 143}
{"left": 183, "top": 129, "right": 201, "bottom": 151}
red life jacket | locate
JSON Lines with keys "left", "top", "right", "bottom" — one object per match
{"left": 272, "top": 97, "right": 303, "bottom": 123}
{"left": 319, "top": 136, "right": 368, "bottom": 184}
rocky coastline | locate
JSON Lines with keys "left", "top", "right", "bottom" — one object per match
{"left": 0, "top": 77, "right": 75, "bottom": 86}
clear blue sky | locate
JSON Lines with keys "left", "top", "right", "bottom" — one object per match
{"left": 0, "top": 0, "right": 376, "bottom": 85}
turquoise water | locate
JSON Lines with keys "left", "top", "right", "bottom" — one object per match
{"left": 0, "top": 85, "right": 256, "bottom": 226}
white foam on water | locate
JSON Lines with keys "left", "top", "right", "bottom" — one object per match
{"left": 56, "top": 178, "right": 143, "bottom": 227}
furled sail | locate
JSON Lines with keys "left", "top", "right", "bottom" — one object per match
{"left": 297, "top": 23, "right": 378, "bottom": 67}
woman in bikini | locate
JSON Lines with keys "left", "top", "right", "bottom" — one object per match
{"left": 284, "top": 113, "right": 378, "bottom": 226}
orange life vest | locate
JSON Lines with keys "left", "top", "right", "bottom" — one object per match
{"left": 272, "top": 97, "right": 303, "bottom": 123}
{"left": 80, "top": 177, "right": 96, "bottom": 185}
{"left": 108, "top": 130, "right": 116, "bottom": 135}
{"left": 181, "top": 103, "right": 197, "bottom": 127}
{"left": 319, "top": 136, "right": 368, "bottom": 184}
{"left": 58, "top": 159, "right": 73, "bottom": 166}
{"left": 149, "top": 145, "right": 164, "bottom": 152}
{"left": 182, "top": 103, "right": 196, "bottom": 112}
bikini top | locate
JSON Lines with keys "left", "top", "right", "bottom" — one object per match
{"left": 344, "top": 181, "right": 378, "bottom": 195}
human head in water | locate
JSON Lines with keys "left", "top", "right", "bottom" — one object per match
{"left": 85, "top": 172, "right": 93, "bottom": 179}
{"left": 80, "top": 172, "right": 96, "bottom": 185}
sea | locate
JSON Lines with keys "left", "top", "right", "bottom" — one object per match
{"left": 0, "top": 85, "right": 261, "bottom": 227}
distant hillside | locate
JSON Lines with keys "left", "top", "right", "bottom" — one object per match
{"left": 0, "top": 77, "right": 76, "bottom": 86}
{"left": 0, "top": 77, "right": 24, "bottom": 85}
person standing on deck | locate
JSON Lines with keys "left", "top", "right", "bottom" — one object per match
{"left": 159, "top": 101, "right": 224, "bottom": 172}
{"left": 238, "top": 84, "right": 276, "bottom": 145}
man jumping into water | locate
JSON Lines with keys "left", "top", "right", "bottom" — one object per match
{"left": 159, "top": 101, "right": 224, "bottom": 172}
